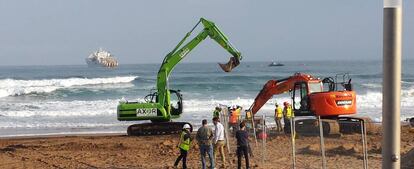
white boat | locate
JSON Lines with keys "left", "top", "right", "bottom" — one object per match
{"left": 86, "top": 48, "right": 118, "bottom": 68}
{"left": 268, "top": 61, "right": 284, "bottom": 67}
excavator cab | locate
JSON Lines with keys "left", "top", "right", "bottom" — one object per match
{"left": 169, "top": 90, "right": 183, "bottom": 116}
{"left": 292, "top": 81, "right": 323, "bottom": 116}
{"left": 292, "top": 82, "right": 311, "bottom": 116}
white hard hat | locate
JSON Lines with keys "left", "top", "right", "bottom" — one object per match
{"left": 183, "top": 124, "right": 191, "bottom": 129}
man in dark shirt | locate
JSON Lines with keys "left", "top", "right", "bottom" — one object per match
{"left": 235, "top": 121, "right": 249, "bottom": 169}
{"left": 196, "top": 119, "right": 215, "bottom": 169}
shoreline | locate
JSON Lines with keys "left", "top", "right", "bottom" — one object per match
{"left": 0, "top": 131, "right": 125, "bottom": 140}
{"left": 1, "top": 119, "right": 412, "bottom": 139}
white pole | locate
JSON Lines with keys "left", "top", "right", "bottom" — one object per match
{"left": 360, "top": 120, "right": 367, "bottom": 169}
{"left": 252, "top": 114, "right": 258, "bottom": 146}
{"left": 262, "top": 115, "right": 265, "bottom": 165}
{"left": 318, "top": 116, "right": 326, "bottom": 169}
{"left": 221, "top": 106, "right": 231, "bottom": 153}
{"left": 383, "top": 0, "right": 402, "bottom": 168}
{"left": 264, "top": 116, "right": 267, "bottom": 163}
{"left": 290, "top": 118, "right": 296, "bottom": 169}
{"left": 364, "top": 121, "right": 369, "bottom": 168}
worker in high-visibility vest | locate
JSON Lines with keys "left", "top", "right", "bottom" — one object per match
{"left": 245, "top": 110, "right": 252, "bottom": 120}
{"left": 229, "top": 105, "right": 241, "bottom": 131}
{"left": 213, "top": 106, "right": 221, "bottom": 118}
{"left": 274, "top": 103, "right": 283, "bottom": 132}
{"left": 283, "top": 102, "right": 294, "bottom": 134}
{"left": 229, "top": 105, "right": 241, "bottom": 124}
{"left": 174, "top": 124, "right": 192, "bottom": 169}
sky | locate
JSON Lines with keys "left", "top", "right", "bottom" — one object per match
{"left": 0, "top": 0, "right": 413, "bottom": 66}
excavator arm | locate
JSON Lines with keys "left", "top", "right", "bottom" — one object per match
{"left": 117, "top": 18, "right": 243, "bottom": 135}
{"left": 249, "top": 73, "right": 315, "bottom": 114}
{"left": 157, "top": 18, "right": 242, "bottom": 112}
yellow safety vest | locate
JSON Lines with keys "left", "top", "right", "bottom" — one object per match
{"left": 275, "top": 107, "right": 283, "bottom": 118}
{"left": 246, "top": 111, "right": 252, "bottom": 119}
{"left": 285, "top": 106, "right": 294, "bottom": 118}
{"left": 235, "top": 108, "right": 241, "bottom": 117}
{"left": 179, "top": 131, "right": 191, "bottom": 151}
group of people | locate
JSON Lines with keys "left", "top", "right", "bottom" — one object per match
{"left": 174, "top": 114, "right": 250, "bottom": 169}
{"left": 274, "top": 101, "right": 294, "bottom": 133}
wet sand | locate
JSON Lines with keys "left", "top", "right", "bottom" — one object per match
{"left": 1, "top": 125, "right": 413, "bottom": 169}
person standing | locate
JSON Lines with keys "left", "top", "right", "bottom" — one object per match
{"left": 235, "top": 121, "right": 250, "bottom": 169}
{"left": 213, "top": 107, "right": 221, "bottom": 118}
{"left": 283, "top": 102, "right": 294, "bottom": 134}
{"left": 245, "top": 110, "right": 252, "bottom": 120}
{"left": 174, "top": 124, "right": 192, "bottom": 169}
{"left": 229, "top": 105, "right": 242, "bottom": 131}
{"left": 274, "top": 103, "right": 283, "bottom": 132}
{"left": 213, "top": 117, "right": 226, "bottom": 168}
{"left": 196, "top": 119, "right": 215, "bottom": 169}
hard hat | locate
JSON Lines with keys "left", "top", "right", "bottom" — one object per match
{"left": 183, "top": 124, "right": 191, "bottom": 129}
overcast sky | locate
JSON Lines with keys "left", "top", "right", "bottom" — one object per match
{"left": 0, "top": 0, "right": 413, "bottom": 66}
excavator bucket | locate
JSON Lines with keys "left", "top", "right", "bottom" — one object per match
{"left": 218, "top": 57, "right": 240, "bottom": 72}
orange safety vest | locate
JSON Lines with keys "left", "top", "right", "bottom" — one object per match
{"left": 229, "top": 108, "right": 240, "bottom": 124}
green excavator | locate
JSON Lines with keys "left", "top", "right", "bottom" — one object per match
{"left": 117, "top": 18, "right": 242, "bottom": 135}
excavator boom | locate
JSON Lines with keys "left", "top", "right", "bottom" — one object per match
{"left": 249, "top": 73, "right": 316, "bottom": 114}
{"left": 156, "top": 18, "right": 242, "bottom": 113}
{"left": 117, "top": 18, "right": 243, "bottom": 135}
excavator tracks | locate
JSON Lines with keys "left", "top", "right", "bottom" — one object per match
{"left": 337, "top": 116, "right": 374, "bottom": 134}
{"left": 127, "top": 122, "right": 193, "bottom": 136}
{"left": 294, "top": 119, "right": 341, "bottom": 136}
{"left": 293, "top": 116, "right": 374, "bottom": 137}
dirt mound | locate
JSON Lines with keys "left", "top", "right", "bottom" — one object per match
{"left": 299, "top": 144, "right": 320, "bottom": 156}
{"left": 402, "top": 147, "right": 414, "bottom": 169}
{"left": 0, "top": 144, "right": 28, "bottom": 152}
{"left": 326, "top": 144, "right": 360, "bottom": 156}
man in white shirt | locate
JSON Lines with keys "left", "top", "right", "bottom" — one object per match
{"left": 212, "top": 117, "right": 226, "bottom": 168}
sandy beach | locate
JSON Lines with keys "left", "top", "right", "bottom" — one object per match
{"left": 1, "top": 125, "right": 413, "bottom": 169}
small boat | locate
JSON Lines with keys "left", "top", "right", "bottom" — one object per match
{"left": 86, "top": 48, "right": 118, "bottom": 68}
{"left": 268, "top": 61, "right": 284, "bottom": 67}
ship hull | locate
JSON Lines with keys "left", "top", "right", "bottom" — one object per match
{"left": 85, "top": 58, "right": 118, "bottom": 68}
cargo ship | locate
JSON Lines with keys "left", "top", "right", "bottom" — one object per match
{"left": 86, "top": 48, "right": 118, "bottom": 68}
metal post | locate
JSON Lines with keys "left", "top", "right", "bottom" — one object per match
{"left": 360, "top": 120, "right": 368, "bottom": 169}
{"left": 364, "top": 121, "right": 369, "bottom": 168}
{"left": 220, "top": 105, "right": 231, "bottom": 153}
{"left": 264, "top": 116, "right": 267, "bottom": 163}
{"left": 262, "top": 115, "right": 265, "bottom": 165}
{"left": 252, "top": 114, "right": 258, "bottom": 146}
{"left": 318, "top": 116, "right": 326, "bottom": 169}
{"left": 290, "top": 118, "right": 296, "bottom": 169}
{"left": 383, "top": 0, "right": 402, "bottom": 168}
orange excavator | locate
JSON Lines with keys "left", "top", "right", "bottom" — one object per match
{"left": 248, "top": 72, "right": 369, "bottom": 135}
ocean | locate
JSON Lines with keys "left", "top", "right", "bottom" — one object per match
{"left": 0, "top": 60, "right": 413, "bottom": 137}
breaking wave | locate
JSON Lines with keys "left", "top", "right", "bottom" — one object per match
{"left": 0, "top": 90, "right": 413, "bottom": 132}
{"left": 1, "top": 90, "right": 413, "bottom": 118}
{"left": 0, "top": 76, "right": 138, "bottom": 98}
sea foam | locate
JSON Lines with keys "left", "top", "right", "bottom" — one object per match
{"left": 0, "top": 76, "right": 137, "bottom": 98}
